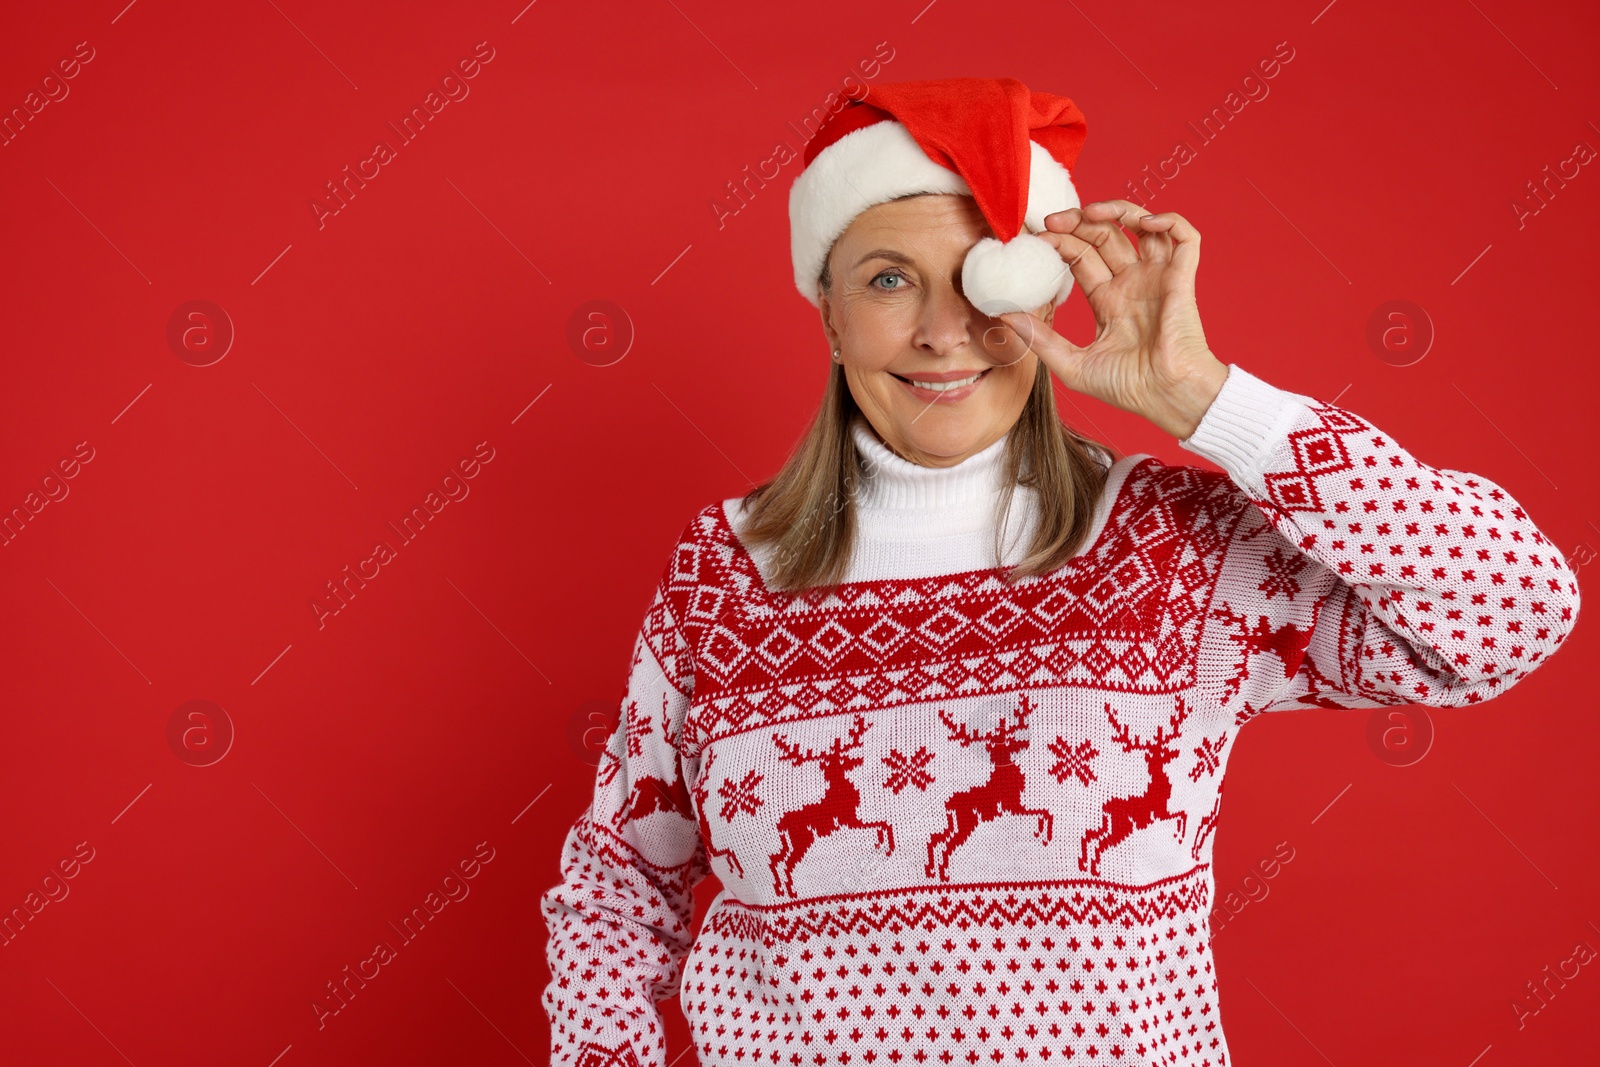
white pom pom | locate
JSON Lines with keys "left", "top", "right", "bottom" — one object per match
{"left": 960, "top": 232, "right": 1070, "bottom": 316}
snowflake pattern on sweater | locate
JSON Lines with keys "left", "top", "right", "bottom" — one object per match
{"left": 540, "top": 364, "right": 1580, "bottom": 1067}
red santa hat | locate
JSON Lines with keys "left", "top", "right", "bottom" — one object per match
{"left": 788, "top": 76, "right": 1088, "bottom": 316}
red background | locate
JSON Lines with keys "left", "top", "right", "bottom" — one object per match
{"left": 2, "top": 0, "right": 1596, "bottom": 1063}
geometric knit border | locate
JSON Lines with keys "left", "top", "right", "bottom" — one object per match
{"left": 659, "top": 458, "right": 1250, "bottom": 752}
{"left": 701, "top": 863, "right": 1212, "bottom": 943}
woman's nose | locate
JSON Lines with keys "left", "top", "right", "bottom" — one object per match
{"left": 914, "top": 276, "right": 978, "bottom": 355}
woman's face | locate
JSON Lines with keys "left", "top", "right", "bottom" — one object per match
{"left": 818, "top": 193, "right": 1058, "bottom": 467}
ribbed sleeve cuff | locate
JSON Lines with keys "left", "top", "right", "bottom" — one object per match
{"left": 1177, "top": 364, "right": 1316, "bottom": 495}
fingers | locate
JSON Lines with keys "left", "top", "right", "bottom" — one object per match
{"left": 992, "top": 308, "right": 1082, "bottom": 386}
{"left": 1029, "top": 227, "right": 1114, "bottom": 298}
{"left": 1043, "top": 200, "right": 1140, "bottom": 272}
{"left": 1140, "top": 209, "right": 1201, "bottom": 279}
{"left": 1044, "top": 201, "right": 1198, "bottom": 272}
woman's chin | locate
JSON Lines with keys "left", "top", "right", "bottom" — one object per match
{"left": 883, "top": 418, "right": 995, "bottom": 466}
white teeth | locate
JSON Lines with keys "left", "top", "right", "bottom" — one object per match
{"left": 906, "top": 371, "right": 984, "bottom": 392}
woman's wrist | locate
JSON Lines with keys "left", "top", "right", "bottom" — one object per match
{"left": 1148, "top": 354, "right": 1230, "bottom": 440}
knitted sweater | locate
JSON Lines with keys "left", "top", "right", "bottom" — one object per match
{"left": 540, "top": 363, "right": 1581, "bottom": 1067}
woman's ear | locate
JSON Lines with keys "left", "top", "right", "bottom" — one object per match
{"left": 818, "top": 290, "right": 841, "bottom": 356}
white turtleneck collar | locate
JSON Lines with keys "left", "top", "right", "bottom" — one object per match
{"left": 727, "top": 414, "right": 1131, "bottom": 585}
{"left": 838, "top": 411, "right": 1044, "bottom": 574}
{"left": 848, "top": 413, "right": 1016, "bottom": 516}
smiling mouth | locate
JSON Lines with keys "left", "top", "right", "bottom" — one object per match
{"left": 891, "top": 369, "right": 991, "bottom": 393}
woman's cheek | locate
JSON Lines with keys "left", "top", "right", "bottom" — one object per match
{"left": 861, "top": 308, "right": 915, "bottom": 351}
{"left": 1003, "top": 360, "right": 1037, "bottom": 403}
{"left": 840, "top": 297, "right": 892, "bottom": 339}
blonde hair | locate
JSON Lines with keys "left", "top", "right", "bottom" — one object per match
{"left": 737, "top": 358, "right": 1116, "bottom": 594}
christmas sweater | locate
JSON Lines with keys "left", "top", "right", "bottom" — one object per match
{"left": 540, "top": 363, "right": 1581, "bottom": 1067}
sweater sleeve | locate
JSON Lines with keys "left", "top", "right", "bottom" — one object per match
{"left": 1180, "top": 363, "right": 1582, "bottom": 717}
{"left": 540, "top": 525, "right": 711, "bottom": 1067}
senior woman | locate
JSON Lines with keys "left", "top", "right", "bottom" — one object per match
{"left": 540, "top": 78, "right": 1580, "bottom": 1067}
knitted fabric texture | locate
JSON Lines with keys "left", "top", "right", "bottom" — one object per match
{"left": 540, "top": 363, "right": 1581, "bottom": 1067}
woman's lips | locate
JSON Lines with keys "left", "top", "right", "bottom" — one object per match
{"left": 893, "top": 368, "right": 991, "bottom": 403}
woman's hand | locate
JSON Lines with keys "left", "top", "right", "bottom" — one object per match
{"left": 993, "top": 200, "right": 1229, "bottom": 440}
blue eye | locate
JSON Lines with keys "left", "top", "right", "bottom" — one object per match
{"left": 872, "top": 270, "right": 908, "bottom": 291}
